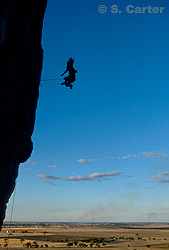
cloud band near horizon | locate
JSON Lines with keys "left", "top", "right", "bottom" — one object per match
{"left": 67, "top": 171, "right": 123, "bottom": 181}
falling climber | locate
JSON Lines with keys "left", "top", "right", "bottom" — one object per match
{"left": 61, "top": 58, "right": 77, "bottom": 89}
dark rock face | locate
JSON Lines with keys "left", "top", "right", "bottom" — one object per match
{"left": 0, "top": 0, "right": 48, "bottom": 229}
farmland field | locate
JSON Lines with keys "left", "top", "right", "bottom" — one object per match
{"left": 1, "top": 223, "right": 169, "bottom": 249}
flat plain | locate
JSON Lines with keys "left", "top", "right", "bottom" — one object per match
{"left": 1, "top": 223, "right": 169, "bottom": 249}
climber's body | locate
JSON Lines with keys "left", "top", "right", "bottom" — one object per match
{"left": 61, "top": 58, "right": 77, "bottom": 89}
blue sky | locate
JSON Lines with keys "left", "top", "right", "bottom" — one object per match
{"left": 5, "top": 0, "right": 169, "bottom": 223}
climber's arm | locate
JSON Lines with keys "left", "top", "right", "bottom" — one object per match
{"left": 61, "top": 69, "right": 68, "bottom": 77}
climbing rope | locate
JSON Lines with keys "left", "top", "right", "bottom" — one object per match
{"left": 40, "top": 78, "right": 63, "bottom": 86}
{"left": 41, "top": 78, "right": 62, "bottom": 82}
{"left": 6, "top": 186, "right": 17, "bottom": 250}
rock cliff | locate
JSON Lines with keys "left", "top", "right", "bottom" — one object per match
{"left": 0, "top": 0, "right": 48, "bottom": 229}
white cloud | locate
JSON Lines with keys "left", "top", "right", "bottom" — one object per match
{"left": 117, "top": 154, "right": 140, "bottom": 159}
{"left": 24, "top": 168, "right": 34, "bottom": 171}
{"left": 107, "top": 156, "right": 115, "bottom": 159}
{"left": 76, "top": 159, "right": 100, "bottom": 164}
{"left": 21, "top": 160, "right": 36, "bottom": 168}
{"left": 143, "top": 151, "right": 160, "bottom": 158}
{"left": 76, "top": 159, "right": 89, "bottom": 164}
{"left": 39, "top": 180, "right": 58, "bottom": 186}
{"left": 151, "top": 171, "right": 169, "bottom": 180}
{"left": 144, "top": 187, "right": 154, "bottom": 189}
{"left": 122, "top": 154, "right": 139, "bottom": 159}
{"left": 161, "top": 152, "right": 168, "bottom": 157}
{"left": 143, "top": 151, "right": 168, "bottom": 158}
{"left": 110, "top": 151, "right": 168, "bottom": 160}
{"left": 37, "top": 174, "right": 62, "bottom": 180}
{"left": 150, "top": 172, "right": 169, "bottom": 184}
{"left": 140, "top": 178, "right": 151, "bottom": 183}
{"left": 67, "top": 171, "right": 123, "bottom": 181}
{"left": 156, "top": 179, "right": 169, "bottom": 183}
{"left": 48, "top": 165, "right": 58, "bottom": 168}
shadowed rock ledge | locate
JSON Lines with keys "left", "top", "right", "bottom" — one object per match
{"left": 0, "top": 0, "right": 48, "bottom": 230}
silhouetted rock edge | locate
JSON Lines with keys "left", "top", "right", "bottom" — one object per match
{"left": 0, "top": 0, "right": 48, "bottom": 230}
